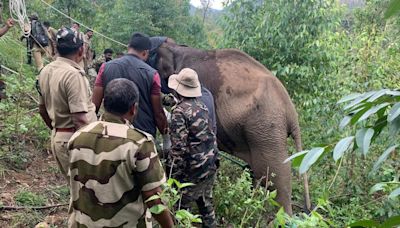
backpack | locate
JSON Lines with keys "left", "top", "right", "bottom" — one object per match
{"left": 31, "top": 20, "right": 49, "bottom": 47}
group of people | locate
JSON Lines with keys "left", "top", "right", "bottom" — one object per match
{"left": 26, "top": 13, "right": 115, "bottom": 75}
{"left": 36, "top": 24, "right": 219, "bottom": 227}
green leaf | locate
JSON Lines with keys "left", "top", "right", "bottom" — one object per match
{"left": 333, "top": 136, "right": 354, "bottom": 161}
{"left": 357, "top": 103, "right": 390, "bottom": 123}
{"left": 389, "top": 116, "right": 400, "bottom": 136}
{"left": 337, "top": 93, "right": 362, "bottom": 104}
{"left": 388, "top": 187, "right": 400, "bottom": 200}
{"left": 367, "top": 89, "right": 389, "bottom": 102}
{"left": 349, "top": 103, "right": 374, "bottom": 125}
{"left": 388, "top": 102, "right": 400, "bottom": 122}
{"left": 179, "top": 183, "right": 196, "bottom": 189}
{"left": 369, "top": 183, "right": 386, "bottom": 195}
{"left": 348, "top": 219, "right": 380, "bottom": 227}
{"left": 355, "top": 128, "right": 374, "bottom": 156}
{"left": 385, "top": 0, "right": 400, "bottom": 18}
{"left": 175, "top": 209, "right": 194, "bottom": 220}
{"left": 284, "top": 150, "right": 308, "bottom": 167}
{"left": 372, "top": 145, "right": 398, "bottom": 172}
{"left": 339, "top": 116, "right": 352, "bottom": 130}
{"left": 144, "top": 195, "right": 161, "bottom": 203}
{"left": 299, "top": 147, "right": 325, "bottom": 174}
{"left": 344, "top": 91, "right": 375, "bottom": 110}
{"left": 149, "top": 204, "right": 167, "bottom": 214}
{"left": 380, "top": 215, "right": 400, "bottom": 227}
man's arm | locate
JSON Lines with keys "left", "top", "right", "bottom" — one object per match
{"left": 151, "top": 94, "right": 168, "bottom": 134}
{"left": 71, "top": 112, "right": 89, "bottom": 130}
{"left": 92, "top": 63, "right": 106, "bottom": 113}
{"left": 0, "top": 18, "right": 14, "bottom": 37}
{"left": 39, "top": 104, "right": 52, "bottom": 130}
{"left": 92, "top": 86, "right": 104, "bottom": 113}
{"left": 142, "top": 187, "right": 174, "bottom": 228}
{"left": 151, "top": 73, "right": 168, "bottom": 135}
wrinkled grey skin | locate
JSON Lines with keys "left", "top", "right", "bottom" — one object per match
{"left": 156, "top": 43, "right": 305, "bottom": 215}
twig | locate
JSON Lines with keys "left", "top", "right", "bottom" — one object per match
{"left": 25, "top": 93, "right": 39, "bottom": 104}
{"left": 0, "top": 203, "right": 68, "bottom": 211}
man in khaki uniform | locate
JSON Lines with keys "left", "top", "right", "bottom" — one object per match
{"left": 83, "top": 29, "right": 94, "bottom": 72}
{"left": 37, "top": 27, "right": 97, "bottom": 179}
{"left": 43, "top": 21, "right": 58, "bottom": 59}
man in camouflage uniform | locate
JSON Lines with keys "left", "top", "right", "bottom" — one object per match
{"left": 168, "top": 68, "right": 218, "bottom": 228}
{"left": 93, "top": 48, "right": 114, "bottom": 73}
{"left": 67, "top": 78, "right": 174, "bottom": 228}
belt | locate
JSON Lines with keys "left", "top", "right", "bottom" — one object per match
{"left": 55, "top": 128, "right": 76, "bottom": 133}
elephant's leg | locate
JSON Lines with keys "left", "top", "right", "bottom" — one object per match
{"left": 245, "top": 125, "right": 293, "bottom": 215}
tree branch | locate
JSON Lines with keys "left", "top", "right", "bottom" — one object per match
{"left": 0, "top": 203, "right": 68, "bottom": 211}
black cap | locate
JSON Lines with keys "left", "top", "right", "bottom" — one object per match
{"left": 128, "top": 32, "right": 151, "bottom": 51}
{"left": 56, "top": 27, "right": 83, "bottom": 49}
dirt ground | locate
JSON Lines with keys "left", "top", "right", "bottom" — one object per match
{"left": 0, "top": 149, "right": 69, "bottom": 228}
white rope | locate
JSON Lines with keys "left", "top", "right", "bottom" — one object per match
{"left": 9, "top": 0, "right": 30, "bottom": 37}
{"left": 39, "top": 0, "right": 128, "bottom": 47}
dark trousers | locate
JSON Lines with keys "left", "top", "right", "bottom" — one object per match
{"left": 180, "top": 173, "right": 217, "bottom": 228}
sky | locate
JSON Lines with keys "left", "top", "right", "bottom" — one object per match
{"left": 190, "top": 0, "right": 226, "bottom": 10}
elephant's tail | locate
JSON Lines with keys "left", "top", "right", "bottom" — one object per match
{"left": 288, "top": 113, "right": 312, "bottom": 212}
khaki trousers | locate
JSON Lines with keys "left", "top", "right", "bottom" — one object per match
{"left": 32, "top": 43, "right": 48, "bottom": 71}
{"left": 51, "top": 130, "right": 74, "bottom": 181}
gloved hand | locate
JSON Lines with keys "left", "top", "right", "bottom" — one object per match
{"left": 162, "top": 134, "right": 172, "bottom": 151}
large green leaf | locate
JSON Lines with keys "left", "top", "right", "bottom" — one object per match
{"left": 389, "top": 116, "right": 400, "bottom": 136}
{"left": 355, "top": 128, "right": 374, "bottom": 156}
{"left": 385, "top": 0, "right": 400, "bottom": 18}
{"left": 348, "top": 219, "right": 379, "bottom": 227}
{"left": 337, "top": 93, "right": 362, "bottom": 104}
{"left": 388, "top": 187, "right": 400, "bottom": 200}
{"left": 369, "top": 183, "right": 386, "bottom": 195}
{"left": 350, "top": 103, "right": 374, "bottom": 125}
{"left": 333, "top": 136, "right": 354, "bottom": 161}
{"left": 339, "top": 116, "right": 352, "bottom": 130}
{"left": 344, "top": 91, "right": 375, "bottom": 110}
{"left": 372, "top": 145, "right": 398, "bottom": 172}
{"left": 357, "top": 103, "right": 390, "bottom": 123}
{"left": 299, "top": 147, "right": 325, "bottom": 174}
{"left": 366, "top": 89, "right": 389, "bottom": 102}
{"left": 380, "top": 215, "right": 400, "bottom": 228}
{"left": 149, "top": 204, "right": 167, "bottom": 214}
{"left": 284, "top": 150, "right": 308, "bottom": 166}
{"left": 387, "top": 102, "right": 400, "bottom": 122}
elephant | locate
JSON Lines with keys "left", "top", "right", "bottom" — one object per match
{"left": 153, "top": 42, "right": 310, "bottom": 215}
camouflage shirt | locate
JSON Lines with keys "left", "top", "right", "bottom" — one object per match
{"left": 168, "top": 98, "right": 218, "bottom": 184}
{"left": 67, "top": 112, "right": 166, "bottom": 228}
{"left": 93, "top": 54, "right": 108, "bottom": 73}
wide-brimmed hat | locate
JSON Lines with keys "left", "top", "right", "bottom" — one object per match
{"left": 168, "top": 68, "right": 202, "bottom": 98}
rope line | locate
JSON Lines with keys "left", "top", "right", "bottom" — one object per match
{"left": 9, "top": 0, "right": 30, "bottom": 37}
{"left": 38, "top": 0, "right": 127, "bottom": 47}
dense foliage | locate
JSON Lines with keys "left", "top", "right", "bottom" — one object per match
{"left": 0, "top": 0, "right": 399, "bottom": 227}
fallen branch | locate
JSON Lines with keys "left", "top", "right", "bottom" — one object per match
{"left": 0, "top": 203, "right": 68, "bottom": 211}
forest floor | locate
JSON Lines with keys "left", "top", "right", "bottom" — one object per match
{"left": 0, "top": 147, "right": 69, "bottom": 227}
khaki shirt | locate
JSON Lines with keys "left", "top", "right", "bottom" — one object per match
{"left": 38, "top": 57, "right": 97, "bottom": 129}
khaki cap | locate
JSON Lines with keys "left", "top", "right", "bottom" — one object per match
{"left": 168, "top": 68, "right": 202, "bottom": 98}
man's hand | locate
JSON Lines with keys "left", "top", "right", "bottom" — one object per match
{"left": 6, "top": 18, "right": 15, "bottom": 28}
{"left": 142, "top": 187, "right": 174, "bottom": 228}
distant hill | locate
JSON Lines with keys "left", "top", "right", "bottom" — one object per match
{"left": 189, "top": 4, "right": 223, "bottom": 20}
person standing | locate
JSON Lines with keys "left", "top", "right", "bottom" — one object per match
{"left": 167, "top": 68, "right": 218, "bottom": 228}
{"left": 0, "top": 18, "right": 14, "bottom": 101}
{"left": 83, "top": 29, "right": 94, "bottom": 72}
{"left": 43, "top": 21, "right": 58, "bottom": 59}
{"left": 67, "top": 78, "right": 174, "bottom": 228}
{"left": 37, "top": 27, "right": 97, "bottom": 179}
{"left": 92, "top": 32, "right": 170, "bottom": 150}
{"left": 28, "top": 13, "right": 50, "bottom": 71}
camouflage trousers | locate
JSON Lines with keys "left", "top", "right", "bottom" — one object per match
{"left": 180, "top": 172, "right": 217, "bottom": 228}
